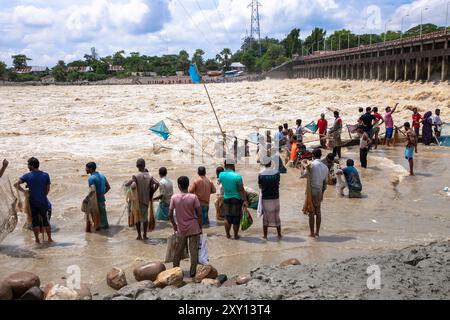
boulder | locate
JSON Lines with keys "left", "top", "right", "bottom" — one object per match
{"left": 133, "top": 262, "right": 166, "bottom": 282}
{"left": 236, "top": 274, "right": 251, "bottom": 285}
{"left": 45, "top": 284, "right": 80, "bottom": 300}
{"left": 43, "top": 282, "right": 55, "bottom": 299}
{"left": 117, "top": 280, "right": 155, "bottom": 299}
{"left": 107, "top": 267, "right": 127, "bottom": 290}
{"left": 0, "top": 281, "right": 13, "bottom": 300}
{"left": 154, "top": 267, "right": 183, "bottom": 288}
{"left": 194, "top": 265, "right": 218, "bottom": 283}
{"left": 222, "top": 279, "right": 237, "bottom": 287}
{"left": 280, "top": 258, "right": 301, "bottom": 267}
{"left": 4, "top": 272, "right": 40, "bottom": 298}
{"left": 217, "top": 274, "right": 228, "bottom": 284}
{"left": 20, "top": 287, "right": 44, "bottom": 300}
{"left": 75, "top": 283, "right": 92, "bottom": 300}
{"left": 201, "top": 279, "right": 221, "bottom": 287}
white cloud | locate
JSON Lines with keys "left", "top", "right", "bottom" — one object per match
{"left": 13, "top": 5, "right": 55, "bottom": 27}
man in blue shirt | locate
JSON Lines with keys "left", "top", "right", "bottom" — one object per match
{"left": 86, "top": 162, "right": 111, "bottom": 230}
{"left": 14, "top": 157, "right": 53, "bottom": 243}
{"left": 274, "top": 125, "right": 285, "bottom": 149}
{"left": 337, "top": 159, "right": 363, "bottom": 198}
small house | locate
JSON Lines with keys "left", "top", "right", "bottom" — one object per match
{"left": 230, "top": 62, "right": 246, "bottom": 72}
{"left": 15, "top": 66, "right": 48, "bottom": 74}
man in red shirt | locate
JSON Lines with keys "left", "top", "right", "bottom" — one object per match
{"left": 317, "top": 113, "right": 328, "bottom": 149}
{"left": 412, "top": 108, "right": 423, "bottom": 153}
{"left": 372, "top": 107, "right": 384, "bottom": 149}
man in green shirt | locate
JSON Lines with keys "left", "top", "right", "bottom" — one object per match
{"left": 218, "top": 160, "right": 248, "bottom": 240}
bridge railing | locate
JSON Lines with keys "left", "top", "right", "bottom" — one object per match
{"left": 303, "top": 30, "right": 448, "bottom": 61}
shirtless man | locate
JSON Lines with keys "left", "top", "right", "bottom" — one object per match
{"left": 404, "top": 122, "right": 417, "bottom": 176}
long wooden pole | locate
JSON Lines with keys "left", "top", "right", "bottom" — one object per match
{"left": 203, "top": 83, "right": 225, "bottom": 138}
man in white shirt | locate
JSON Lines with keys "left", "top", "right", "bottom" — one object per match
{"left": 432, "top": 108, "right": 442, "bottom": 143}
{"left": 301, "top": 148, "right": 329, "bottom": 238}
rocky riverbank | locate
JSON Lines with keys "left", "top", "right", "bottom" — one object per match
{"left": 104, "top": 240, "right": 450, "bottom": 300}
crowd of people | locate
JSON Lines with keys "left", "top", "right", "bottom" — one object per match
{"left": 0, "top": 104, "right": 444, "bottom": 279}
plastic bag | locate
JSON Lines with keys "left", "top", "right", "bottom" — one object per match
{"left": 198, "top": 234, "right": 209, "bottom": 265}
{"left": 256, "top": 192, "right": 263, "bottom": 219}
{"left": 240, "top": 207, "right": 253, "bottom": 231}
{"left": 164, "top": 233, "right": 188, "bottom": 263}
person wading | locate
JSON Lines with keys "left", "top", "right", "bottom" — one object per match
{"left": 189, "top": 166, "right": 216, "bottom": 225}
{"left": 154, "top": 167, "right": 174, "bottom": 221}
{"left": 169, "top": 176, "right": 202, "bottom": 278}
{"left": 125, "top": 159, "right": 159, "bottom": 240}
{"left": 219, "top": 160, "right": 248, "bottom": 240}
{"left": 301, "top": 149, "right": 328, "bottom": 238}
{"left": 85, "top": 162, "right": 110, "bottom": 230}
{"left": 404, "top": 122, "right": 417, "bottom": 176}
{"left": 14, "top": 157, "right": 53, "bottom": 243}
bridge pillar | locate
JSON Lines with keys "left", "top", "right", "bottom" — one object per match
{"left": 427, "top": 58, "right": 432, "bottom": 81}
{"left": 369, "top": 63, "right": 374, "bottom": 80}
{"left": 415, "top": 59, "right": 420, "bottom": 81}
{"left": 442, "top": 57, "right": 448, "bottom": 82}
{"left": 346, "top": 64, "right": 349, "bottom": 80}
{"left": 377, "top": 62, "right": 381, "bottom": 81}
{"left": 356, "top": 64, "right": 360, "bottom": 80}
{"left": 394, "top": 61, "right": 399, "bottom": 81}
{"left": 385, "top": 61, "right": 390, "bottom": 81}
{"left": 404, "top": 60, "right": 408, "bottom": 81}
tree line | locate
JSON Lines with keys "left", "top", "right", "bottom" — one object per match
{"left": 0, "top": 23, "right": 447, "bottom": 82}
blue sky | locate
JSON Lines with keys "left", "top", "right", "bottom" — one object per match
{"left": 0, "top": 0, "right": 448, "bottom": 66}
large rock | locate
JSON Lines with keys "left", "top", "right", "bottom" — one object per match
{"left": 222, "top": 279, "right": 237, "bottom": 287}
{"left": 116, "top": 280, "right": 155, "bottom": 299}
{"left": 133, "top": 262, "right": 166, "bottom": 282}
{"left": 154, "top": 267, "right": 184, "bottom": 288}
{"left": 201, "top": 279, "right": 221, "bottom": 287}
{"left": 0, "top": 281, "right": 13, "bottom": 300}
{"left": 107, "top": 267, "right": 127, "bottom": 290}
{"left": 217, "top": 274, "right": 228, "bottom": 284}
{"left": 194, "top": 265, "right": 218, "bottom": 283}
{"left": 4, "top": 272, "right": 40, "bottom": 298}
{"left": 45, "top": 284, "right": 80, "bottom": 300}
{"left": 20, "top": 287, "right": 44, "bottom": 300}
{"left": 43, "top": 282, "right": 55, "bottom": 299}
{"left": 236, "top": 274, "right": 251, "bottom": 285}
{"left": 280, "top": 258, "right": 301, "bottom": 267}
{"left": 75, "top": 283, "right": 92, "bottom": 300}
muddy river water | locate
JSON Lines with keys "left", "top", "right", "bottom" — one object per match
{"left": 0, "top": 79, "right": 449, "bottom": 297}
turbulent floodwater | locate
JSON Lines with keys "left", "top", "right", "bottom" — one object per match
{"left": 0, "top": 79, "right": 449, "bottom": 297}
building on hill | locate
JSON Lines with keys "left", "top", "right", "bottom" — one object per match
{"left": 15, "top": 66, "right": 48, "bottom": 74}
{"left": 108, "top": 65, "right": 124, "bottom": 73}
{"left": 230, "top": 62, "right": 246, "bottom": 72}
{"left": 67, "top": 66, "right": 93, "bottom": 73}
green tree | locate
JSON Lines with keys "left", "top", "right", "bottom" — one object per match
{"left": 51, "top": 60, "right": 67, "bottom": 82}
{"left": 304, "top": 28, "right": 326, "bottom": 54}
{"left": 0, "top": 61, "right": 7, "bottom": 78}
{"left": 192, "top": 49, "right": 205, "bottom": 70}
{"left": 112, "top": 50, "right": 126, "bottom": 65}
{"left": 281, "top": 28, "right": 301, "bottom": 58}
{"left": 216, "top": 48, "right": 232, "bottom": 71}
{"left": 177, "top": 50, "right": 190, "bottom": 75}
{"left": 240, "top": 49, "right": 257, "bottom": 72}
{"left": 404, "top": 23, "right": 440, "bottom": 37}
{"left": 205, "top": 58, "right": 220, "bottom": 71}
{"left": 11, "top": 54, "right": 32, "bottom": 68}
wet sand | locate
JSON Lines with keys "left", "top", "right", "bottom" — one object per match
{"left": 0, "top": 79, "right": 449, "bottom": 297}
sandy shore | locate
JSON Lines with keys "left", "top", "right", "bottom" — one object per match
{"left": 105, "top": 240, "right": 450, "bottom": 300}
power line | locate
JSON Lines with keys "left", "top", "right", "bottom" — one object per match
{"left": 174, "top": 0, "right": 216, "bottom": 46}
{"left": 194, "top": 0, "right": 216, "bottom": 36}
{"left": 211, "top": 0, "right": 234, "bottom": 48}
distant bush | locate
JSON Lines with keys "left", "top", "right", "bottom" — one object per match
{"left": 115, "top": 71, "right": 131, "bottom": 79}
{"left": 82, "top": 73, "right": 108, "bottom": 82}
{"left": 14, "top": 73, "right": 39, "bottom": 82}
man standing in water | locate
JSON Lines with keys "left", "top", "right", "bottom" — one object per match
{"left": 169, "top": 176, "right": 202, "bottom": 278}
{"left": 384, "top": 103, "right": 398, "bottom": 147}
{"left": 14, "top": 157, "right": 53, "bottom": 243}
{"left": 317, "top": 113, "right": 328, "bottom": 149}
{"left": 86, "top": 162, "right": 110, "bottom": 230}
{"left": 412, "top": 108, "right": 422, "bottom": 153}
{"left": 372, "top": 107, "right": 384, "bottom": 149}
{"left": 0, "top": 159, "right": 8, "bottom": 178}
{"left": 329, "top": 111, "right": 343, "bottom": 159}
{"left": 219, "top": 160, "right": 248, "bottom": 240}
{"left": 189, "top": 166, "right": 216, "bottom": 225}
{"left": 154, "top": 167, "right": 173, "bottom": 221}
{"left": 404, "top": 122, "right": 416, "bottom": 176}
{"left": 301, "top": 149, "right": 328, "bottom": 238}
{"left": 125, "top": 159, "right": 159, "bottom": 240}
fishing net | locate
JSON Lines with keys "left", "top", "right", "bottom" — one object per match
{"left": 438, "top": 123, "right": 450, "bottom": 147}
{"left": 0, "top": 177, "right": 18, "bottom": 243}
